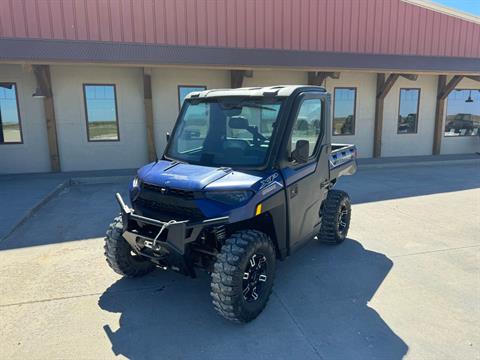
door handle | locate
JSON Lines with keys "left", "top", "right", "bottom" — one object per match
{"left": 290, "top": 184, "right": 298, "bottom": 198}
{"left": 320, "top": 180, "right": 330, "bottom": 188}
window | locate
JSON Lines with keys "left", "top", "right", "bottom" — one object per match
{"left": 167, "top": 97, "right": 283, "bottom": 167}
{"left": 83, "top": 84, "right": 119, "bottom": 141}
{"left": 290, "top": 98, "right": 322, "bottom": 157}
{"left": 398, "top": 88, "right": 420, "bottom": 134}
{"left": 178, "top": 85, "right": 207, "bottom": 109}
{"left": 333, "top": 88, "right": 356, "bottom": 135}
{"left": 444, "top": 89, "right": 480, "bottom": 137}
{"left": 0, "top": 83, "right": 22, "bottom": 144}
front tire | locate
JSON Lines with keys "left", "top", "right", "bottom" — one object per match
{"left": 318, "top": 190, "right": 352, "bottom": 244}
{"left": 210, "top": 230, "right": 276, "bottom": 323}
{"left": 104, "top": 216, "right": 155, "bottom": 277}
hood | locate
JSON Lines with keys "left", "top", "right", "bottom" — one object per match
{"left": 138, "top": 160, "right": 234, "bottom": 191}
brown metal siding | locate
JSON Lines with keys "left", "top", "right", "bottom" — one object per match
{"left": 1, "top": 0, "right": 479, "bottom": 58}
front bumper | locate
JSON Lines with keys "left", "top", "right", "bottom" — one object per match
{"left": 116, "top": 193, "right": 228, "bottom": 273}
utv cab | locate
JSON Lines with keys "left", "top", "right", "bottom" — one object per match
{"left": 105, "top": 85, "right": 357, "bottom": 323}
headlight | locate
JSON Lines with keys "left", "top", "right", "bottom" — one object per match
{"left": 204, "top": 190, "right": 254, "bottom": 205}
{"left": 132, "top": 176, "right": 140, "bottom": 188}
{"left": 130, "top": 176, "right": 142, "bottom": 202}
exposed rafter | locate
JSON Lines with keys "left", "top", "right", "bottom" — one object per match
{"left": 465, "top": 75, "right": 480, "bottom": 82}
{"left": 230, "top": 70, "right": 253, "bottom": 88}
{"left": 399, "top": 74, "right": 419, "bottom": 81}
{"left": 377, "top": 74, "right": 400, "bottom": 99}
{"left": 438, "top": 75, "right": 463, "bottom": 100}
{"left": 307, "top": 72, "right": 340, "bottom": 86}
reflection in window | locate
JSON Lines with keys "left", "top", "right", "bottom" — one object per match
{"left": 83, "top": 84, "right": 119, "bottom": 141}
{"left": 178, "top": 85, "right": 207, "bottom": 109}
{"left": 333, "top": 88, "right": 356, "bottom": 135}
{"left": 398, "top": 88, "right": 420, "bottom": 134}
{"left": 445, "top": 89, "right": 480, "bottom": 137}
{"left": 260, "top": 104, "right": 282, "bottom": 136}
{"left": 0, "top": 83, "right": 22, "bottom": 144}
{"left": 177, "top": 103, "right": 209, "bottom": 153}
{"left": 291, "top": 98, "right": 322, "bottom": 157}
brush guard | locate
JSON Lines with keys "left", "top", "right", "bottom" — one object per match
{"left": 115, "top": 193, "right": 229, "bottom": 275}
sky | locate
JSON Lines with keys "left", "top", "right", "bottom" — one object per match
{"left": 432, "top": 0, "right": 480, "bottom": 16}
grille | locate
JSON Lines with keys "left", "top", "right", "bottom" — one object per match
{"left": 142, "top": 182, "right": 195, "bottom": 199}
{"left": 134, "top": 183, "right": 203, "bottom": 221}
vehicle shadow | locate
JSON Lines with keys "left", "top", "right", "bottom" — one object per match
{"left": 98, "top": 239, "right": 408, "bottom": 360}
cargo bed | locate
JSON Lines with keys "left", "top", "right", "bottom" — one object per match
{"left": 329, "top": 144, "right": 357, "bottom": 179}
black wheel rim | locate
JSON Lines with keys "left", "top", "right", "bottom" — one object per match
{"left": 242, "top": 254, "right": 268, "bottom": 302}
{"left": 338, "top": 204, "right": 349, "bottom": 235}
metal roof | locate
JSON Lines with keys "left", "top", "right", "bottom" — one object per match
{"left": 0, "top": 0, "right": 479, "bottom": 72}
{"left": 185, "top": 85, "right": 326, "bottom": 99}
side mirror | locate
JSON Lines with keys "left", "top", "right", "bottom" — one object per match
{"left": 291, "top": 140, "right": 309, "bottom": 163}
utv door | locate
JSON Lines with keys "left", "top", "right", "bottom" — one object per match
{"left": 280, "top": 92, "right": 330, "bottom": 252}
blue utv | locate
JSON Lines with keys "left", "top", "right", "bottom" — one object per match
{"left": 105, "top": 85, "right": 357, "bottom": 323}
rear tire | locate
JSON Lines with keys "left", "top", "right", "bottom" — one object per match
{"left": 210, "top": 230, "right": 276, "bottom": 323}
{"left": 104, "top": 216, "right": 155, "bottom": 277}
{"left": 318, "top": 190, "right": 351, "bottom": 244}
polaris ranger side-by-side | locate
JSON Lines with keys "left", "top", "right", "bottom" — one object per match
{"left": 105, "top": 85, "right": 357, "bottom": 322}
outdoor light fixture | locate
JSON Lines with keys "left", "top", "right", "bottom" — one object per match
{"left": 465, "top": 90, "right": 474, "bottom": 103}
{"left": 32, "top": 87, "right": 48, "bottom": 98}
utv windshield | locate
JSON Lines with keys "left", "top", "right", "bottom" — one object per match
{"left": 165, "top": 97, "right": 284, "bottom": 167}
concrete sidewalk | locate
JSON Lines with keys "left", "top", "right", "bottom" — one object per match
{"left": 0, "top": 169, "right": 135, "bottom": 241}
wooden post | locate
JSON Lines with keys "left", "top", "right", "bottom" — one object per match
{"left": 373, "top": 73, "right": 400, "bottom": 158}
{"left": 373, "top": 74, "right": 386, "bottom": 158}
{"left": 432, "top": 75, "right": 463, "bottom": 155}
{"left": 33, "top": 65, "right": 60, "bottom": 172}
{"left": 143, "top": 68, "right": 157, "bottom": 162}
{"left": 432, "top": 75, "right": 446, "bottom": 156}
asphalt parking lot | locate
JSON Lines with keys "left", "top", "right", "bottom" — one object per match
{"left": 0, "top": 162, "right": 479, "bottom": 359}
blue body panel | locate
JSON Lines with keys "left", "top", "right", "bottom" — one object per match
{"left": 140, "top": 160, "right": 232, "bottom": 191}
{"left": 134, "top": 160, "right": 285, "bottom": 223}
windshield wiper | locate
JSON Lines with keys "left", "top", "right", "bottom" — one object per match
{"left": 222, "top": 103, "right": 277, "bottom": 111}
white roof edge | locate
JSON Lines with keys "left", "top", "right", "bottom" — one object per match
{"left": 185, "top": 85, "right": 326, "bottom": 99}
{"left": 402, "top": 0, "right": 480, "bottom": 25}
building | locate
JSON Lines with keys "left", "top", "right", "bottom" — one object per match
{"left": 0, "top": 0, "right": 479, "bottom": 174}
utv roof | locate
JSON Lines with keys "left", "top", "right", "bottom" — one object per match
{"left": 184, "top": 85, "right": 326, "bottom": 100}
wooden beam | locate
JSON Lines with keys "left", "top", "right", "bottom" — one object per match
{"left": 432, "top": 75, "right": 464, "bottom": 155}
{"left": 307, "top": 72, "right": 340, "bottom": 86}
{"left": 377, "top": 73, "right": 400, "bottom": 99}
{"left": 230, "top": 70, "right": 252, "bottom": 88}
{"left": 399, "top": 74, "right": 418, "bottom": 81}
{"left": 465, "top": 75, "right": 480, "bottom": 82}
{"left": 33, "top": 65, "right": 60, "bottom": 172}
{"left": 432, "top": 75, "right": 447, "bottom": 155}
{"left": 373, "top": 74, "right": 385, "bottom": 158}
{"left": 143, "top": 68, "right": 157, "bottom": 162}
{"left": 438, "top": 75, "right": 463, "bottom": 100}
{"left": 373, "top": 73, "right": 400, "bottom": 158}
